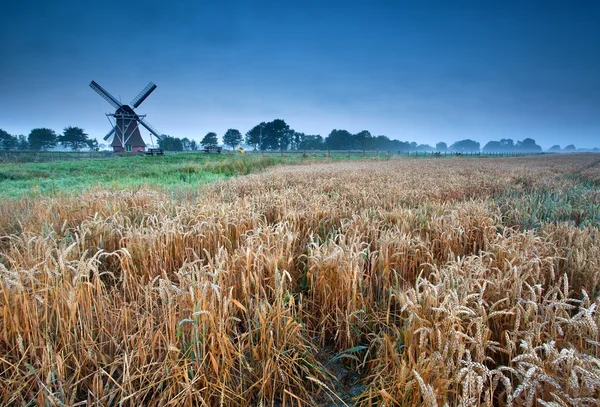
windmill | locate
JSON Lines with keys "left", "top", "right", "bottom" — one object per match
{"left": 90, "top": 80, "right": 163, "bottom": 152}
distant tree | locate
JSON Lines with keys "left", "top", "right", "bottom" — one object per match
{"left": 548, "top": 145, "right": 561, "bottom": 152}
{"left": 482, "top": 141, "right": 502, "bottom": 153}
{"left": 57, "top": 126, "right": 90, "bottom": 150}
{"left": 499, "top": 139, "right": 515, "bottom": 151}
{"left": 87, "top": 138, "right": 99, "bottom": 151}
{"left": 354, "top": 130, "right": 373, "bottom": 150}
{"left": 158, "top": 135, "right": 184, "bottom": 151}
{"left": 298, "top": 134, "right": 324, "bottom": 150}
{"left": 16, "top": 135, "right": 29, "bottom": 150}
{"left": 564, "top": 144, "right": 576, "bottom": 152}
{"left": 450, "top": 139, "right": 480, "bottom": 153}
{"left": 436, "top": 142, "right": 448, "bottom": 151}
{"left": 374, "top": 135, "right": 391, "bottom": 150}
{"left": 0, "top": 128, "right": 10, "bottom": 141}
{"left": 416, "top": 144, "right": 435, "bottom": 151}
{"left": 325, "top": 129, "right": 353, "bottom": 150}
{"left": 289, "top": 131, "right": 302, "bottom": 150}
{"left": 28, "top": 128, "right": 57, "bottom": 150}
{"left": 245, "top": 123, "right": 264, "bottom": 150}
{"left": 181, "top": 137, "right": 192, "bottom": 151}
{"left": 223, "top": 129, "right": 243, "bottom": 150}
{"left": 0, "top": 129, "right": 18, "bottom": 150}
{"left": 396, "top": 141, "right": 412, "bottom": 152}
{"left": 189, "top": 140, "right": 199, "bottom": 151}
{"left": 516, "top": 138, "right": 542, "bottom": 152}
{"left": 200, "top": 132, "right": 218, "bottom": 148}
{"left": 260, "top": 119, "right": 290, "bottom": 150}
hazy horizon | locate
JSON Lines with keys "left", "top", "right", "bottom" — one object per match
{"left": 1, "top": 1, "right": 599, "bottom": 149}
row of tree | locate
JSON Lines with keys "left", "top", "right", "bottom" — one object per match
{"left": 481, "top": 138, "right": 542, "bottom": 153}
{"left": 158, "top": 130, "right": 244, "bottom": 152}
{"left": 169, "top": 120, "right": 547, "bottom": 154}
{"left": 157, "top": 136, "right": 200, "bottom": 151}
{"left": 1, "top": 123, "right": 593, "bottom": 153}
{"left": 0, "top": 127, "right": 98, "bottom": 151}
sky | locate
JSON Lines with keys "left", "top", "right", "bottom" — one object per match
{"left": 1, "top": 0, "right": 599, "bottom": 149}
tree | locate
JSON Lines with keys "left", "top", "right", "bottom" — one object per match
{"left": 354, "top": 130, "right": 373, "bottom": 150}
{"left": 564, "top": 144, "right": 576, "bottom": 152}
{"left": 245, "top": 123, "right": 264, "bottom": 150}
{"left": 516, "top": 138, "right": 542, "bottom": 152}
{"left": 58, "top": 126, "right": 90, "bottom": 150}
{"left": 449, "top": 139, "right": 480, "bottom": 153}
{"left": 158, "top": 135, "right": 184, "bottom": 151}
{"left": 260, "top": 119, "right": 290, "bottom": 150}
{"left": 298, "top": 134, "right": 324, "bottom": 150}
{"left": 189, "top": 140, "right": 199, "bottom": 151}
{"left": 223, "top": 129, "right": 243, "bottom": 150}
{"left": 289, "top": 131, "right": 303, "bottom": 150}
{"left": 28, "top": 128, "right": 57, "bottom": 150}
{"left": 499, "top": 139, "right": 515, "bottom": 151}
{"left": 482, "top": 141, "right": 502, "bottom": 153}
{"left": 16, "top": 135, "right": 29, "bottom": 150}
{"left": 374, "top": 135, "right": 392, "bottom": 150}
{"left": 325, "top": 129, "right": 353, "bottom": 150}
{"left": 87, "top": 139, "right": 99, "bottom": 151}
{"left": 397, "top": 141, "right": 413, "bottom": 152}
{"left": 181, "top": 137, "right": 193, "bottom": 151}
{"left": 416, "top": 144, "right": 435, "bottom": 151}
{"left": 0, "top": 129, "right": 18, "bottom": 150}
{"left": 548, "top": 145, "right": 561, "bottom": 152}
{"left": 201, "top": 132, "right": 218, "bottom": 148}
{"left": 436, "top": 142, "right": 447, "bottom": 151}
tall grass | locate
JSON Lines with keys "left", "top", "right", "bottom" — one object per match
{"left": 1, "top": 154, "right": 599, "bottom": 405}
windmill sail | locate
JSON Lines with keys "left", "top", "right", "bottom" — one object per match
{"left": 139, "top": 119, "right": 163, "bottom": 140}
{"left": 103, "top": 127, "right": 116, "bottom": 141}
{"left": 90, "top": 81, "right": 122, "bottom": 109}
{"left": 131, "top": 82, "right": 157, "bottom": 108}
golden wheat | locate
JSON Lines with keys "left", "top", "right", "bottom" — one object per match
{"left": 1, "top": 154, "right": 599, "bottom": 406}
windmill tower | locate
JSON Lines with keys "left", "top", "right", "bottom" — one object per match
{"left": 90, "top": 80, "right": 164, "bottom": 152}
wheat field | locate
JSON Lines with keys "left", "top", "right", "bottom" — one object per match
{"left": 1, "top": 154, "right": 599, "bottom": 406}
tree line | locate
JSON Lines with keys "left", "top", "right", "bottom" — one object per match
{"left": 0, "top": 127, "right": 98, "bottom": 151}
{"left": 160, "top": 119, "right": 560, "bottom": 154}
{"left": 2, "top": 122, "right": 595, "bottom": 153}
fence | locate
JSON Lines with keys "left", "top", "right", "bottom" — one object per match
{"left": 0, "top": 149, "right": 544, "bottom": 163}
{"left": 235, "top": 150, "right": 544, "bottom": 158}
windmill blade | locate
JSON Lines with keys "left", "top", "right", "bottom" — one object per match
{"left": 90, "top": 80, "right": 122, "bottom": 109}
{"left": 103, "top": 127, "right": 116, "bottom": 141}
{"left": 131, "top": 82, "right": 157, "bottom": 108}
{"left": 139, "top": 119, "right": 163, "bottom": 140}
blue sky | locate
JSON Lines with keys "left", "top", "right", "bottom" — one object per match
{"left": 1, "top": 0, "right": 599, "bottom": 148}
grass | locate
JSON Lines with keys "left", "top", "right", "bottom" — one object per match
{"left": 0, "top": 154, "right": 599, "bottom": 406}
{"left": 0, "top": 152, "right": 394, "bottom": 200}
{"left": 495, "top": 157, "right": 600, "bottom": 229}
